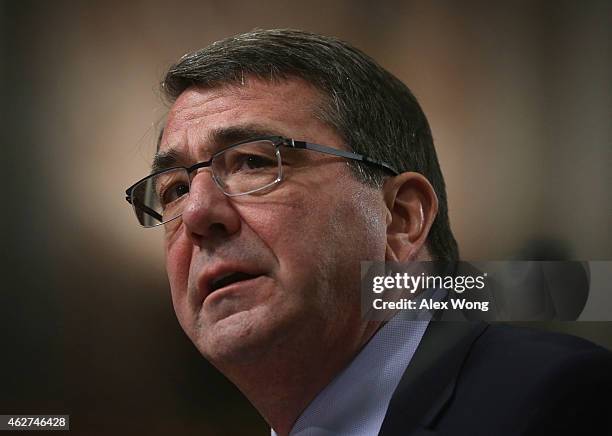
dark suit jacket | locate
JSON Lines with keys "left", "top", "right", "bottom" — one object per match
{"left": 379, "top": 322, "right": 612, "bottom": 436}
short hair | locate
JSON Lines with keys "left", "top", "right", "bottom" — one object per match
{"left": 161, "top": 28, "right": 459, "bottom": 261}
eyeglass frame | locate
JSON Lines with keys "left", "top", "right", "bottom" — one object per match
{"left": 125, "top": 135, "right": 400, "bottom": 226}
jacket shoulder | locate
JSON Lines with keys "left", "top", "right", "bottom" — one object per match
{"left": 437, "top": 324, "right": 612, "bottom": 435}
{"left": 469, "top": 323, "right": 611, "bottom": 369}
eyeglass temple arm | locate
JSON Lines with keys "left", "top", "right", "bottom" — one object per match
{"left": 125, "top": 195, "right": 163, "bottom": 223}
{"left": 288, "top": 140, "right": 399, "bottom": 175}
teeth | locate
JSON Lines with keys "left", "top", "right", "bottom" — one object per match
{"left": 210, "top": 272, "right": 257, "bottom": 292}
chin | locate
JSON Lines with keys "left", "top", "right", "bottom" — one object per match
{"left": 195, "top": 306, "right": 283, "bottom": 365}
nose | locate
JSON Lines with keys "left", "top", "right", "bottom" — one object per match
{"left": 180, "top": 169, "right": 241, "bottom": 244}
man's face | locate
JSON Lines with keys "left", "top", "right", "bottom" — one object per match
{"left": 161, "top": 78, "right": 389, "bottom": 367}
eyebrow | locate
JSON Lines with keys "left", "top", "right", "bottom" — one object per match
{"left": 151, "top": 124, "right": 287, "bottom": 173}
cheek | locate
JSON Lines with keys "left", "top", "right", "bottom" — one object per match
{"left": 321, "top": 187, "right": 389, "bottom": 289}
{"left": 238, "top": 191, "right": 329, "bottom": 289}
{"left": 350, "top": 191, "right": 388, "bottom": 255}
{"left": 241, "top": 185, "right": 386, "bottom": 294}
{"left": 165, "top": 228, "right": 193, "bottom": 306}
{"left": 329, "top": 194, "right": 387, "bottom": 277}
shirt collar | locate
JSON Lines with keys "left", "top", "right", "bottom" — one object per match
{"left": 271, "top": 316, "right": 429, "bottom": 436}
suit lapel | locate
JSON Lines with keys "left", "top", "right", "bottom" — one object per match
{"left": 378, "top": 321, "right": 488, "bottom": 436}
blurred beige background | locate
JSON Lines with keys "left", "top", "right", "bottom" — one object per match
{"left": 2, "top": 1, "right": 610, "bottom": 435}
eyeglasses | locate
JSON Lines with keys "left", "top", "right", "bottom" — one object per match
{"left": 125, "top": 135, "right": 399, "bottom": 228}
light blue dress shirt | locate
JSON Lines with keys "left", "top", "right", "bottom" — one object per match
{"left": 271, "top": 316, "right": 429, "bottom": 436}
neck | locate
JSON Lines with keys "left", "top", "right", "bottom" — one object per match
{"left": 215, "top": 320, "right": 382, "bottom": 436}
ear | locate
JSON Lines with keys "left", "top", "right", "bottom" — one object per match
{"left": 383, "top": 172, "right": 438, "bottom": 262}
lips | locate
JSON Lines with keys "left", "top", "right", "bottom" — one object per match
{"left": 195, "top": 263, "right": 266, "bottom": 305}
{"left": 210, "top": 271, "right": 260, "bottom": 293}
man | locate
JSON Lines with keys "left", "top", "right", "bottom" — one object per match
{"left": 125, "top": 29, "right": 612, "bottom": 435}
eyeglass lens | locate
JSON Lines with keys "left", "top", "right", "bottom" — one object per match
{"left": 131, "top": 140, "right": 281, "bottom": 227}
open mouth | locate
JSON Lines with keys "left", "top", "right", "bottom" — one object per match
{"left": 209, "top": 271, "right": 260, "bottom": 293}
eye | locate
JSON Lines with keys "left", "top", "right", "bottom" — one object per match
{"left": 160, "top": 182, "right": 189, "bottom": 206}
{"left": 240, "top": 154, "right": 276, "bottom": 170}
{"left": 227, "top": 152, "right": 277, "bottom": 174}
{"left": 154, "top": 170, "right": 190, "bottom": 207}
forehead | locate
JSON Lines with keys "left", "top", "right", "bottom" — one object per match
{"left": 159, "top": 78, "right": 334, "bottom": 157}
